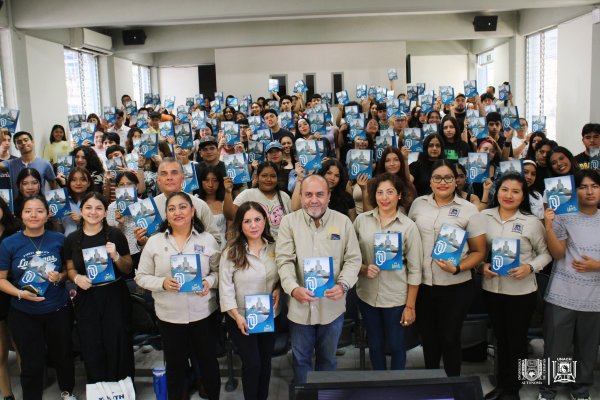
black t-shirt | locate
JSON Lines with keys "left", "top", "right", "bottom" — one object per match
{"left": 409, "top": 160, "right": 434, "bottom": 197}
{"left": 574, "top": 152, "right": 590, "bottom": 170}
{"left": 64, "top": 226, "right": 130, "bottom": 278}
{"left": 329, "top": 190, "right": 356, "bottom": 217}
{"left": 444, "top": 140, "right": 470, "bottom": 161}
{"left": 271, "top": 128, "right": 293, "bottom": 142}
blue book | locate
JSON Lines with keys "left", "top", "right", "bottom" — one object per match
{"left": 491, "top": 238, "right": 520, "bottom": 276}
{"left": 458, "top": 157, "right": 468, "bottom": 173}
{"left": 484, "top": 104, "right": 498, "bottom": 115}
{"left": 500, "top": 106, "right": 522, "bottom": 130}
{"left": 210, "top": 99, "right": 222, "bottom": 113}
{"left": 247, "top": 141, "right": 265, "bottom": 163}
{"left": 164, "top": 95, "right": 176, "bottom": 110}
{"left": 303, "top": 256, "right": 334, "bottom": 298}
{"left": 294, "top": 80, "right": 307, "bottom": 93}
{"left": 387, "top": 68, "right": 398, "bottom": 81}
{"left": 268, "top": 79, "right": 279, "bottom": 93}
{"left": 532, "top": 115, "right": 546, "bottom": 133}
{"left": 182, "top": 163, "right": 199, "bottom": 192}
{"left": 46, "top": 188, "right": 71, "bottom": 219}
{"left": 126, "top": 153, "right": 139, "bottom": 172}
{"left": 320, "top": 92, "right": 333, "bottom": 106}
{"left": 403, "top": 128, "right": 423, "bottom": 152}
{"left": 347, "top": 113, "right": 366, "bottom": 141}
{"left": 159, "top": 121, "right": 174, "bottom": 140}
{"left": 224, "top": 153, "right": 251, "bottom": 184}
{"left": 83, "top": 245, "right": 115, "bottom": 284}
{"left": 245, "top": 294, "right": 275, "bottom": 334}
{"left": 171, "top": 254, "right": 203, "bottom": 293}
{"left": 211, "top": 118, "right": 220, "bottom": 131}
{"left": 590, "top": 148, "right": 600, "bottom": 170}
{"left": 56, "top": 155, "right": 74, "bottom": 176}
{"left": 143, "top": 93, "right": 153, "bottom": 107}
{"left": 18, "top": 255, "right": 57, "bottom": 296}
{"left": 248, "top": 116, "right": 263, "bottom": 133}
{"left": 280, "top": 111, "right": 294, "bottom": 130}
{"left": 375, "top": 87, "right": 388, "bottom": 103}
{"left": 105, "top": 156, "right": 125, "bottom": 180}
{"left": 422, "top": 123, "right": 438, "bottom": 138}
{"left": 399, "top": 98, "right": 410, "bottom": 115}
{"left": 499, "top": 160, "right": 523, "bottom": 177}
{"left": 222, "top": 122, "right": 240, "bottom": 145}
{"left": 419, "top": 94, "right": 434, "bottom": 114}
{"left": 467, "top": 152, "right": 490, "bottom": 183}
{"left": 416, "top": 83, "right": 426, "bottom": 95}
{"left": 374, "top": 233, "right": 402, "bottom": 270}
{"left": 347, "top": 149, "right": 373, "bottom": 179}
{"left": 195, "top": 94, "right": 204, "bottom": 105}
{"left": 253, "top": 128, "right": 272, "bottom": 142}
{"left": 440, "top": 86, "right": 455, "bottom": 105}
{"left": 239, "top": 99, "right": 250, "bottom": 115}
{"left": 356, "top": 84, "right": 368, "bottom": 99}
{"left": 115, "top": 187, "right": 137, "bottom": 214}
{"left": 407, "top": 85, "right": 418, "bottom": 101}
{"left": 140, "top": 133, "right": 159, "bottom": 158}
{"left": 151, "top": 94, "right": 161, "bottom": 106}
{"left": 174, "top": 122, "right": 194, "bottom": 150}
{"left": 498, "top": 84, "right": 510, "bottom": 101}
{"left": 67, "top": 114, "right": 85, "bottom": 130}
{"left": 0, "top": 108, "right": 19, "bottom": 133}
{"left": 129, "top": 196, "right": 162, "bottom": 236}
{"left": 214, "top": 92, "right": 224, "bottom": 103}
{"left": 137, "top": 113, "right": 149, "bottom": 129}
{"left": 307, "top": 113, "right": 326, "bottom": 136}
{"left": 191, "top": 110, "right": 207, "bottom": 130}
{"left": 242, "top": 94, "right": 252, "bottom": 102}
{"left": 469, "top": 117, "right": 488, "bottom": 139}
{"left": 345, "top": 105, "right": 359, "bottom": 117}
{"left": 375, "top": 134, "right": 397, "bottom": 161}
{"left": 71, "top": 125, "right": 95, "bottom": 146}
{"left": 463, "top": 80, "right": 478, "bottom": 98}
{"left": 0, "top": 189, "right": 13, "bottom": 213}
{"left": 466, "top": 109, "right": 479, "bottom": 119}
{"left": 185, "top": 97, "right": 195, "bottom": 107}
{"left": 104, "top": 106, "right": 116, "bottom": 124}
{"left": 313, "top": 103, "right": 331, "bottom": 124}
{"left": 227, "top": 97, "right": 239, "bottom": 110}
{"left": 431, "top": 224, "right": 468, "bottom": 267}
{"left": 177, "top": 105, "right": 189, "bottom": 122}
{"left": 125, "top": 101, "right": 138, "bottom": 125}
{"left": 296, "top": 140, "right": 322, "bottom": 171}
{"left": 335, "top": 90, "right": 350, "bottom": 105}
{"left": 545, "top": 175, "right": 579, "bottom": 215}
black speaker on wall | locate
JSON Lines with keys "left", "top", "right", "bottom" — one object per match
{"left": 122, "top": 29, "right": 147, "bottom": 45}
{"left": 473, "top": 16, "right": 498, "bottom": 32}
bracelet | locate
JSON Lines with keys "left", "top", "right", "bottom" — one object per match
{"left": 453, "top": 263, "right": 462, "bottom": 275}
{"left": 17, "top": 290, "right": 22, "bottom": 300}
{"left": 113, "top": 253, "right": 120, "bottom": 263}
{"left": 74, "top": 275, "right": 80, "bottom": 284}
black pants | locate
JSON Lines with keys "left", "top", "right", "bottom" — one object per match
{"left": 484, "top": 290, "right": 536, "bottom": 394}
{"left": 416, "top": 281, "right": 474, "bottom": 376}
{"left": 158, "top": 311, "right": 221, "bottom": 400}
{"left": 73, "top": 278, "right": 135, "bottom": 383}
{"left": 226, "top": 315, "right": 276, "bottom": 400}
{"left": 8, "top": 304, "right": 75, "bottom": 400}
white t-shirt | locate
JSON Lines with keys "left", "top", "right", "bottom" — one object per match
{"left": 233, "top": 188, "right": 291, "bottom": 239}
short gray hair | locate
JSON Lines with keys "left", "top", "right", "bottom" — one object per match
{"left": 157, "top": 157, "right": 183, "bottom": 173}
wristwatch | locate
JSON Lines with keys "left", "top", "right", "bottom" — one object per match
{"left": 338, "top": 282, "right": 349, "bottom": 294}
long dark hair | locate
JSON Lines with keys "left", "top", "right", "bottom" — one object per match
{"left": 524, "top": 131, "right": 547, "bottom": 161}
{"left": 72, "top": 192, "right": 112, "bottom": 252}
{"left": 490, "top": 173, "right": 532, "bottom": 215}
{"left": 318, "top": 159, "right": 348, "bottom": 195}
{"left": 374, "top": 147, "right": 417, "bottom": 206}
{"left": 71, "top": 146, "right": 105, "bottom": 174}
{"left": 547, "top": 146, "right": 580, "bottom": 177}
{"left": 440, "top": 116, "right": 460, "bottom": 143}
{"left": 0, "top": 196, "right": 20, "bottom": 238}
{"left": 197, "top": 166, "right": 225, "bottom": 202}
{"left": 49, "top": 124, "right": 67, "bottom": 143}
{"left": 225, "top": 201, "right": 274, "bottom": 270}
{"left": 15, "top": 168, "right": 42, "bottom": 218}
{"left": 430, "top": 159, "right": 459, "bottom": 198}
{"left": 126, "top": 127, "right": 143, "bottom": 154}
{"left": 66, "top": 167, "right": 94, "bottom": 201}
{"left": 417, "top": 134, "right": 446, "bottom": 163}
{"left": 159, "top": 192, "right": 205, "bottom": 234}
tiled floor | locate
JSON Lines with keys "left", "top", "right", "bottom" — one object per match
{"left": 6, "top": 338, "right": 599, "bottom": 399}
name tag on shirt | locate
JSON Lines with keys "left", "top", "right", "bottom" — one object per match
{"left": 194, "top": 244, "right": 205, "bottom": 254}
{"left": 511, "top": 223, "right": 523, "bottom": 234}
{"left": 448, "top": 207, "right": 461, "bottom": 217}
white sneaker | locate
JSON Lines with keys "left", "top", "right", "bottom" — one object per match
{"left": 61, "top": 392, "right": 78, "bottom": 400}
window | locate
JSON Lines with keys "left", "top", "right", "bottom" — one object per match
{"left": 304, "top": 73, "right": 316, "bottom": 101}
{"left": 526, "top": 28, "right": 558, "bottom": 139}
{"left": 64, "top": 48, "right": 101, "bottom": 116}
{"left": 132, "top": 64, "right": 151, "bottom": 107}
{"left": 476, "top": 50, "right": 494, "bottom": 95}
{"left": 0, "top": 67, "right": 4, "bottom": 108}
{"left": 269, "top": 74, "right": 287, "bottom": 98}
{"left": 332, "top": 73, "right": 344, "bottom": 104}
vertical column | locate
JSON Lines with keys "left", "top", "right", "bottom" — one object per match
{"left": 589, "top": 10, "right": 600, "bottom": 122}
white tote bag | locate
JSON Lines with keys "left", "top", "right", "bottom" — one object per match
{"left": 85, "top": 376, "right": 136, "bottom": 400}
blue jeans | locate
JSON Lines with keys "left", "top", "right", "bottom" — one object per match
{"left": 358, "top": 299, "right": 406, "bottom": 370}
{"left": 289, "top": 314, "right": 345, "bottom": 384}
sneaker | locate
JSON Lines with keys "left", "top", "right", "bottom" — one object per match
{"left": 61, "top": 392, "right": 78, "bottom": 400}
{"left": 570, "top": 394, "right": 591, "bottom": 400}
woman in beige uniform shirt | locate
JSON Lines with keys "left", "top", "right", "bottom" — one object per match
{"left": 480, "top": 173, "right": 551, "bottom": 400}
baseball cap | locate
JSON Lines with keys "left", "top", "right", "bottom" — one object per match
{"left": 198, "top": 136, "right": 217, "bottom": 148}
{"left": 265, "top": 141, "right": 283, "bottom": 152}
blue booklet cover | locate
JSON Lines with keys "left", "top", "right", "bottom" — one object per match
{"left": 498, "top": 84, "right": 510, "bottom": 101}
{"left": 419, "top": 94, "right": 434, "bottom": 114}
{"left": 467, "top": 152, "right": 490, "bottom": 183}
{"left": 422, "top": 123, "right": 438, "bottom": 138}
{"left": 245, "top": 294, "right": 275, "bottom": 334}
{"left": 214, "top": 91, "right": 224, "bottom": 103}
{"left": 356, "top": 84, "right": 368, "bottom": 99}
{"left": 171, "top": 254, "right": 203, "bottom": 292}
{"left": 211, "top": 118, "right": 220, "bottom": 131}
{"left": 227, "top": 97, "right": 239, "bottom": 110}
{"left": 303, "top": 256, "right": 334, "bottom": 298}
{"left": 126, "top": 153, "right": 139, "bottom": 172}
{"left": 83, "top": 245, "right": 115, "bottom": 284}
{"left": 491, "top": 238, "right": 520, "bottom": 276}
{"left": 137, "top": 113, "right": 149, "bottom": 129}
{"left": 115, "top": 187, "right": 137, "bottom": 214}
{"left": 431, "top": 224, "right": 468, "bottom": 267}
{"left": 483, "top": 104, "right": 498, "bottom": 115}
{"left": 210, "top": 99, "right": 222, "bottom": 113}
{"left": 407, "top": 85, "right": 418, "bottom": 101}
{"left": 224, "top": 153, "right": 251, "bottom": 184}
{"left": 590, "top": 147, "right": 600, "bottom": 170}
{"left": 399, "top": 98, "right": 410, "bottom": 115}
{"left": 239, "top": 99, "right": 249, "bottom": 115}
{"left": 347, "top": 149, "right": 373, "bottom": 179}
{"left": 294, "top": 80, "right": 307, "bottom": 93}
{"left": 268, "top": 79, "right": 279, "bottom": 93}
{"left": 46, "top": 188, "right": 70, "bottom": 219}
{"left": 68, "top": 114, "right": 84, "bottom": 130}
{"left": 253, "top": 128, "right": 272, "bottom": 142}
{"left": 499, "top": 160, "right": 523, "bottom": 177}
{"left": 374, "top": 233, "right": 402, "bottom": 270}
{"left": 125, "top": 102, "right": 138, "bottom": 125}
{"left": 335, "top": 90, "right": 350, "bottom": 105}
{"left": 375, "top": 87, "right": 388, "bottom": 103}
{"left": 18, "top": 255, "right": 57, "bottom": 296}
{"left": 104, "top": 106, "right": 116, "bottom": 124}
{"left": 163, "top": 96, "right": 175, "bottom": 111}
{"left": 185, "top": 97, "right": 195, "bottom": 107}
{"left": 463, "top": 80, "right": 478, "bottom": 97}
{"left": 105, "top": 156, "right": 125, "bottom": 180}
{"left": 191, "top": 110, "right": 207, "bottom": 130}
{"left": 129, "top": 196, "right": 162, "bottom": 236}
{"left": 320, "top": 92, "right": 333, "bottom": 106}
{"left": 387, "top": 68, "right": 398, "bottom": 81}
{"left": 248, "top": 116, "right": 263, "bottom": 133}
{"left": 151, "top": 94, "right": 161, "bottom": 106}
{"left": 404, "top": 128, "right": 423, "bottom": 152}
{"left": 313, "top": 103, "right": 331, "bottom": 124}
{"left": 347, "top": 114, "right": 366, "bottom": 141}
{"left": 182, "top": 163, "right": 199, "bottom": 193}
{"left": 440, "top": 86, "right": 455, "bottom": 105}
{"left": 280, "top": 111, "right": 294, "bottom": 130}
{"left": 458, "top": 156, "right": 468, "bottom": 174}
{"left": 247, "top": 141, "right": 265, "bottom": 163}
{"left": 143, "top": 93, "right": 153, "bottom": 107}
{"left": 345, "top": 105, "right": 359, "bottom": 117}
{"left": 222, "top": 122, "right": 240, "bottom": 145}
{"left": 416, "top": 83, "right": 426, "bottom": 95}
{"left": 466, "top": 109, "right": 479, "bottom": 119}
{"left": 140, "top": 133, "right": 159, "bottom": 158}
{"left": 159, "top": 121, "right": 174, "bottom": 140}
{"left": 267, "top": 100, "right": 279, "bottom": 114}
{"left": 177, "top": 105, "right": 189, "bottom": 122}
{"left": 545, "top": 175, "right": 579, "bottom": 215}
{"left": 307, "top": 113, "right": 326, "bottom": 135}
{"left": 375, "top": 134, "right": 397, "bottom": 161}
{"left": 174, "top": 122, "right": 193, "bottom": 149}
{"left": 71, "top": 124, "right": 95, "bottom": 146}
{"left": 0, "top": 189, "right": 13, "bottom": 213}
{"left": 56, "top": 155, "right": 74, "bottom": 176}
{"left": 500, "top": 106, "right": 521, "bottom": 130}
{"left": 532, "top": 115, "right": 546, "bottom": 133}
{"left": 242, "top": 94, "right": 252, "bottom": 102}
{"left": 195, "top": 94, "right": 204, "bottom": 105}
{"left": 296, "top": 140, "right": 322, "bottom": 171}
{"left": 0, "top": 108, "right": 19, "bottom": 133}
{"left": 469, "top": 117, "right": 488, "bottom": 139}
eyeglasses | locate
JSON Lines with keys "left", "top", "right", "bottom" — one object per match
{"left": 431, "top": 175, "right": 455, "bottom": 183}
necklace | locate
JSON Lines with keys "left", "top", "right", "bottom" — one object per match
{"left": 27, "top": 233, "right": 45, "bottom": 255}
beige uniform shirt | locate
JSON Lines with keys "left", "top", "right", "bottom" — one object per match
{"left": 354, "top": 208, "right": 423, "bottom": 308}
{"left": 408, "top": 194, "right": 486, "bottom": 286}
{"left": 135, "top": 229, "right": 220, "bottom": 324}
{"left": 480, "top": 208, "right": 551, "bottom": 295}
{"left": 219, "top": 241, "right": 281, "bottom": 317}
{"left": 276, "top": 208, "right": 362, "bottom": 325}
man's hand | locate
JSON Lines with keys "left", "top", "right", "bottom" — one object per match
{"left": 291, "top": 287, "right": 316, "bottom": 304}
{"left": 324, "top": 284, "right": 344, "bottom": 301}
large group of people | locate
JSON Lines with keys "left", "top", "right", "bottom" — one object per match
{"left": 0, "top": 84, "right": 596, "bottom": 400}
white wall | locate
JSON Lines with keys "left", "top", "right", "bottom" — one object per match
{"left": 215, "top": 42, "right": 406, "bottom": 100}
{"left": 113, "top": 57, "right": 133, "bottom": 105}
{"left": 491, "top": 42, "right": 510, "bottom": 88}
{"left": 409, "top": 55, "right": 468, "bottom": 94}
{"left": 556, "top": 13, "right": 593, "bottom": 153}
{"left": 157, "top": 67, "right": 199, "bottom": 105}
